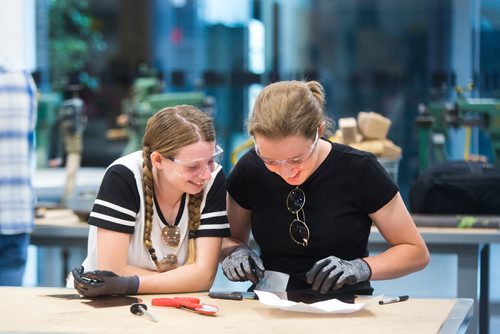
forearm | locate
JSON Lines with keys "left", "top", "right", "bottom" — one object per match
{"left": 364, "top": 243, "right": 430, "bottom": 280}
{"left": 225, "top": 194, "right": 252, "bottom": 259}
{"left": 137, "top": 262, "right": 217, "bottom": 294}
{"left": 138, "top": 237, "right": 222, "bottom": 293}
{"left": 97, "top": 258, "right": 157, "bottom": 277}
{"left": 220, "top": 237, "right": 246, "bottom": 259}
{"left": 367, "top": 192, "right": 430, "bottom": 280}
{"left": 120, "top": 265, "right": 157, "bottom": 277}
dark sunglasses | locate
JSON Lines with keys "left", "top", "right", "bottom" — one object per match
{"left": 286, "top": 187, "right": 310, "bottom": 246}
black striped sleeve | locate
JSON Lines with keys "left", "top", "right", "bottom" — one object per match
{"left": 88, "top": 164, "right": 140, "bottom": 234}
{"left": 196, "top": 168, "right": 230, "bottom": 238}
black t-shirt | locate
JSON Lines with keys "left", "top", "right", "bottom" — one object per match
{"left": 227, "top": 139, "right": 399, "bottom": 291}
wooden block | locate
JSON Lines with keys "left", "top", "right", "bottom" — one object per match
{"left": 338, "top": 117, "right": 360, "bottom": 144}
{"left": 357, "top": 111, "right": 391, "bottom": 140}
{"left": 350, "top": 140, "right": 384, "bottom": 155}
{"left": 381, "top": 140, "right": 402, "bottom": 158}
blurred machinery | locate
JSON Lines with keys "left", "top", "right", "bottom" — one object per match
{"left": 417, "top": 86, "right": 500, "bottom": 171}
{"left": 35, "top": 92, "right": 61, "bottom": 168}
{"left": 58, "top": 86, "right": 87, "bottom": 205}
{"left": 113, "top": 70, "right": 215, "bottom": 155}
{"left": 34, "top": 85, "right": 89, "bottom": 210}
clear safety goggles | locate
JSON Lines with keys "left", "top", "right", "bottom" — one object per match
{"left": 255, "top": 129, "right": 319, "bottom": 167}
{"left": 167, "top": 145, "right": 223, "bottom": 178}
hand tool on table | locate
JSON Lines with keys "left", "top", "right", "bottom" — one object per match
{"left": 152, "top": 297, "right": 219, "bottom": 315}
{"left": 208, "top": 291, "right": 243, "bottom": 300}
{"left": 208, "top": 291, "right": 257, "bottom": 300}
{"left": 130, "top": 303, "right": 159, "bottom": 322}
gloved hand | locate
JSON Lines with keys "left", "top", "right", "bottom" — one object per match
{"left": 221, "top": 245, "right": 265, "bottom": 284}
{"left": 72, "top": 266, "right": 140, "bottom": 297}
{"left": 306, "top": 256, "right": 372, "bottom": 294}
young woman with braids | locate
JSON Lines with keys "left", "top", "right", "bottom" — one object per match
{"left": 220, "top": 80, "right": 429, "bottom": 296}
{"left": 70, "top": 105, "right": 230, "bottom": 297}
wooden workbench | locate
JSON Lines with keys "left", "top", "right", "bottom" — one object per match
{"left": 0, "top": 287, "right": 472, "bottom": 334}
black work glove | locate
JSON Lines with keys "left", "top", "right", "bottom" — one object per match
{"left": 72, "top": 266, "right": 139, "bottom": 297}
{"left": 306, "top": 256, "right": 372, "bottom": 294}
{"left": 220, "top": 245, "right": 265, "bottom": 284}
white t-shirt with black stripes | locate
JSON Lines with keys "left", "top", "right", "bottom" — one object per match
{"left": 80, "top": 151, "right": 230, "bottom": 273}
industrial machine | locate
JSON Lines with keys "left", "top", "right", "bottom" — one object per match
{"left": 57, "top": 86, "right": 87, "bottom": 205}
{"left": 35, "top": 92, "right": 61, "bottom": 168}
{"left": 33, "top": 84, "right": 94, "bottom": 217}
{"left": 117, "top": 73, "right": 215, "bottom": 155}
{"left": 417, "top": 87, "right": 500, "bottom": 171}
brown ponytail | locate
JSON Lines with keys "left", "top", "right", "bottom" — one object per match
{"left": 306, "top": 80, "right": 325, "bottom": 110}
{"left": 248, "top": 80, "right": 333, "bottom": 139}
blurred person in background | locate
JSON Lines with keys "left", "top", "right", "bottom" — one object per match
{"left": 0, "top": 58, "right": 37, "bottom": 286}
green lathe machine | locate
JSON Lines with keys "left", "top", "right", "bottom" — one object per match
{"left": 118, "top": 75, "right": 214, "bottom": 155}
{"left": 417, "top": 89, "right": 500, "bottom": 172}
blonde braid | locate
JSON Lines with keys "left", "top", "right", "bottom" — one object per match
{"left": 142, "top": 145, "right": 161, "bottom": 270}
{"left": 185, "top": 191, "right": 204, "bottom": 265}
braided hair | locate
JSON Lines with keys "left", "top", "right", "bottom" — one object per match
{"left": 141, "top": 105, "right": 215, "bottom": 271}
{"left": 186, "top": 192, "right": 203, "bottom": 265}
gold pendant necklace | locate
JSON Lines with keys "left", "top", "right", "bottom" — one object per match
{"left": 161, "top": 225, "right": 181, "bottom": 247}
{"left": 158, "top": 254, "right": 178, "bottom": 272}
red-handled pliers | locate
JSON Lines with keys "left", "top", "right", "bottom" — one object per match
{"left": 151, "top": 297, "right": 219, "bottom": 316}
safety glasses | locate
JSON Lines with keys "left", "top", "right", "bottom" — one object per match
{"left": 167, "top": 145, "right": 223, "bottom": 179}
{"left": 255, "top": 129, "right": 319, "bottom": 167}
{"left": 286, "top": 187, "right": 310, "bottom": 246}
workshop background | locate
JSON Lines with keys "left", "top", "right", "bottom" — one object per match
{"left": 1, "top": 0, "right": 500, "bottom": 332}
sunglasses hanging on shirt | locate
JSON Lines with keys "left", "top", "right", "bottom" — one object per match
{"left": 286, "top": 186, "right": 310, "bottom": 247}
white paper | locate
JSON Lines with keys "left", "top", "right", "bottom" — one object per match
{"left": 254, "top": 290, "right": 382, "bottom": 314}
{"left": 255, "top": 270, "right": 289, "bottom": 291}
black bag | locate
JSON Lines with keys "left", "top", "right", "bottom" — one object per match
{"left": 410, "top": 161, "right": 500, "bottom": 214}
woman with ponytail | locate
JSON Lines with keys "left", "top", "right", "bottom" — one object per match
{"left": 71, "top": 105, "right": 229, "bottom": 296}
{"left": 220, "top": 80, "right": 429, "bottom": 296}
